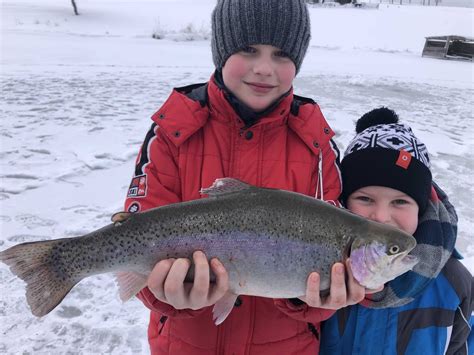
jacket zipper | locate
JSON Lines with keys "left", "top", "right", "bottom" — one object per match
{"left": 216, "top": 320, "right": 225, "bottom": 354}
{"left": 244, "top": 297, "right": 256, "bottom": 355}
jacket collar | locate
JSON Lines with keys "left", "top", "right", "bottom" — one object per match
{"left": 207, "top": 74, "right": 294, "bottom": 130}
{"left": 288, "top": 100, "right": 335, "bottom": 155}
{"left": 151, "top": 74, "right": 334, "bottom": 153}
{"left": 213, "top": 70, "right": 291, "bottom": 129}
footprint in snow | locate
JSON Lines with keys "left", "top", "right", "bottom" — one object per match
{"left": 14, "top": 214, "right": 56, "bottom": 229}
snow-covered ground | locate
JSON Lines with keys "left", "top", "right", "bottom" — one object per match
{"left": 1, "top": 0, "right": 473, "bottom": 353}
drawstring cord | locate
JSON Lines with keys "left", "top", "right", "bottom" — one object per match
{"left": 315, "top": 150, "right": 324, "bottom": 200}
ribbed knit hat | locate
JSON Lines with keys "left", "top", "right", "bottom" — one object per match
{"left": 211, "top": 0, "right": 311, "bottom": 74}
{"left": 341, "top": 107, "right": 432, "bottom": 214}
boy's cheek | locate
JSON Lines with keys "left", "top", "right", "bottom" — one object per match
{"left": 346, "top": 201, "right": 369, "bottom": 218}
{"left": 280, "top": 65, "right": 296, "bottom": 83}
{"left": 222, "top": 56, "right": 248, "bottom": 82}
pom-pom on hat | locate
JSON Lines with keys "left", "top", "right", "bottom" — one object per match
{"left": 341, "top": 107, "right": 432, "bottom": 214}
{"left": 211, "top": 0, "right": 311, "bottom": 74}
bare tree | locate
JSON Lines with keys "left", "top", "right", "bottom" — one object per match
{"left": 71, "top": 0, "right": 79, "bottom": 15}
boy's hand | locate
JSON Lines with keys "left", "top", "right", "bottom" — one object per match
{"left": 299, "top": 259, "right": 383, "bottom": 310}
{"left": 147, "top": 251, "right": 229, "bottom": 310}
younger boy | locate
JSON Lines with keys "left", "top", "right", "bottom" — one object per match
{"left": 320, "top": 107, "right": 473, "bottom": 354}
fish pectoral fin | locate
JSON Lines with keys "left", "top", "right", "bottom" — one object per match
{"left": 200, "top": 178, "right": 252, "bottom": 197}
{"left": 111, "top": 212, "right": 132, "bottom": 225}
{"left": 212, "top": 292, "right": 239, "bottom": 325}
{"left": 115, "top": 272, "right": 148, "bottom": 302}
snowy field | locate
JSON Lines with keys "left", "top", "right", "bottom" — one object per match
{"left": 1, "top": 0, "right": 473, "bottom": 353}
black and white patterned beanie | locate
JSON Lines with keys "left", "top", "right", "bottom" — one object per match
{"left": 211, "top": 0, "right": 311, "bottom": 74}
{"left": 341, "top": 107, "right": 432, "bottom": 214}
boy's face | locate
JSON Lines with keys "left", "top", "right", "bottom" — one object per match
{"left": 222, "top": 44, "right": 296, "bottom": 111}
{"left": 347, "top": 186, "right": 419, "bottom": 235}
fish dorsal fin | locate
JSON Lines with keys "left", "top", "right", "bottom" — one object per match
{"left": 111, "top": 212, "right": 132, "bottom": 226}
{"left": 200, "top": 178, "right": 252, "bottom": 197}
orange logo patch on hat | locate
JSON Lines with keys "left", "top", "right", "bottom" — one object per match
{"left": 396, "top": 150, "right": 412, "bottom": 169}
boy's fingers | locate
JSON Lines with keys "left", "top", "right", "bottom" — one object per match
{"left": 327, "top": 263, "right": 347, "bottom": 309}
{"left": 189, "top": 251, "right": 211, "bottom": 304}
{"left": 209, "top": 258, "right": 229, "bottom": 303}
{"left": 304, "top": 272, "right": 322, "bottom": 307}
{"left": 164, "top": 258, "right": 191, "bottom": 308}
{"left": 148, "top": 258, "right": 175, "bottom": 302}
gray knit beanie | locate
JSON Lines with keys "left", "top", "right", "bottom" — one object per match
{"left": 211, "top": 0, "right": 311, "bottom": 74}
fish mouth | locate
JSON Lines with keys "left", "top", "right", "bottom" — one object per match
{"left": 368, "top": 249, "right": 418, "bottom": 276}
{"left": 393, "top": 251, "right": 419, "bottom": 269}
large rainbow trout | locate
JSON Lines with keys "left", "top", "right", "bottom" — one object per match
{"left": 0, "top": 178, "right": 418, "bottom": 324}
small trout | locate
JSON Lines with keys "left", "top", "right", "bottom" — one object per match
{"left": 0, "top": 178, "right": 418, "bottom": 324}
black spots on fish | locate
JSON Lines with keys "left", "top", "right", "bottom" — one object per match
{"left": 324, "top": 256, "right": 331, "bottom": 268}
{"left": 227, "top": 219, "right": 239, "bottom": 228}
{"left": 161, "top": 225, "right": 177, "bottom": 238}
{"left": 50, "top": 242, "right": 77, "bottom": 276}
{"left": 78, "top": 260, "right": 89, "bottom": 270}
{"left": 198, "top": 224, "right": 212, "bottom": 235}
{"left": 181, "top": 241, "right": 191, "bottom": 253}
{"left": 105, "top": 247, "right": 116, "bottom": 255}
{"left": 180, "top": 226, "right": 191, "bottom": 236}
{"left": 122, "top": 237, "right": 135, "bottom": 253}
{"left": 116, "top": 257, "right": 127, "bottom": 264}
{"left": 117, "top": 241, "right": 134, "bottom": 258}
{"left": 110, "top": 248, "right": 126, "bottom": 262}
{"left": 266, "top": 229, "right": 277, "bottom": 238}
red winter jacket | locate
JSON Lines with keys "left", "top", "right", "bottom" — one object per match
{"left": 124, "top": 75, "right": 342, "bottom": 355}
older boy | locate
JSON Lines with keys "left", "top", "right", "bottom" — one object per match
{"left": 123, "top": 0, "right": 367, "bottom": 354}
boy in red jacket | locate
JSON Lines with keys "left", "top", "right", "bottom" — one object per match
{"left": 123, "top": 0, "right": 372, "bottom": 353}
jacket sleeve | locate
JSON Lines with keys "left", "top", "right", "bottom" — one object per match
{"left": 444, "top": 259, "right": 474, "bottom": 355}
{"left": 124, "top": 123, "right": 207, "bottom": 319}
{"left": 273, "top": 298, "right": 335, "bottom": 324}
{"left": 124, "top": 123, "right": 181, "bottom": 213}
{"left": 467, "top": 312, "right": 474, "bottom": 355}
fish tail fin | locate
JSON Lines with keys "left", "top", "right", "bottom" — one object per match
{"left": 0, "top": 240, "right": 80, "bottom": 317}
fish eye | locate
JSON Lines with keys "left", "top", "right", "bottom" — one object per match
{"left": 389, "top": 245, "right": 400, "bottom": 255}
